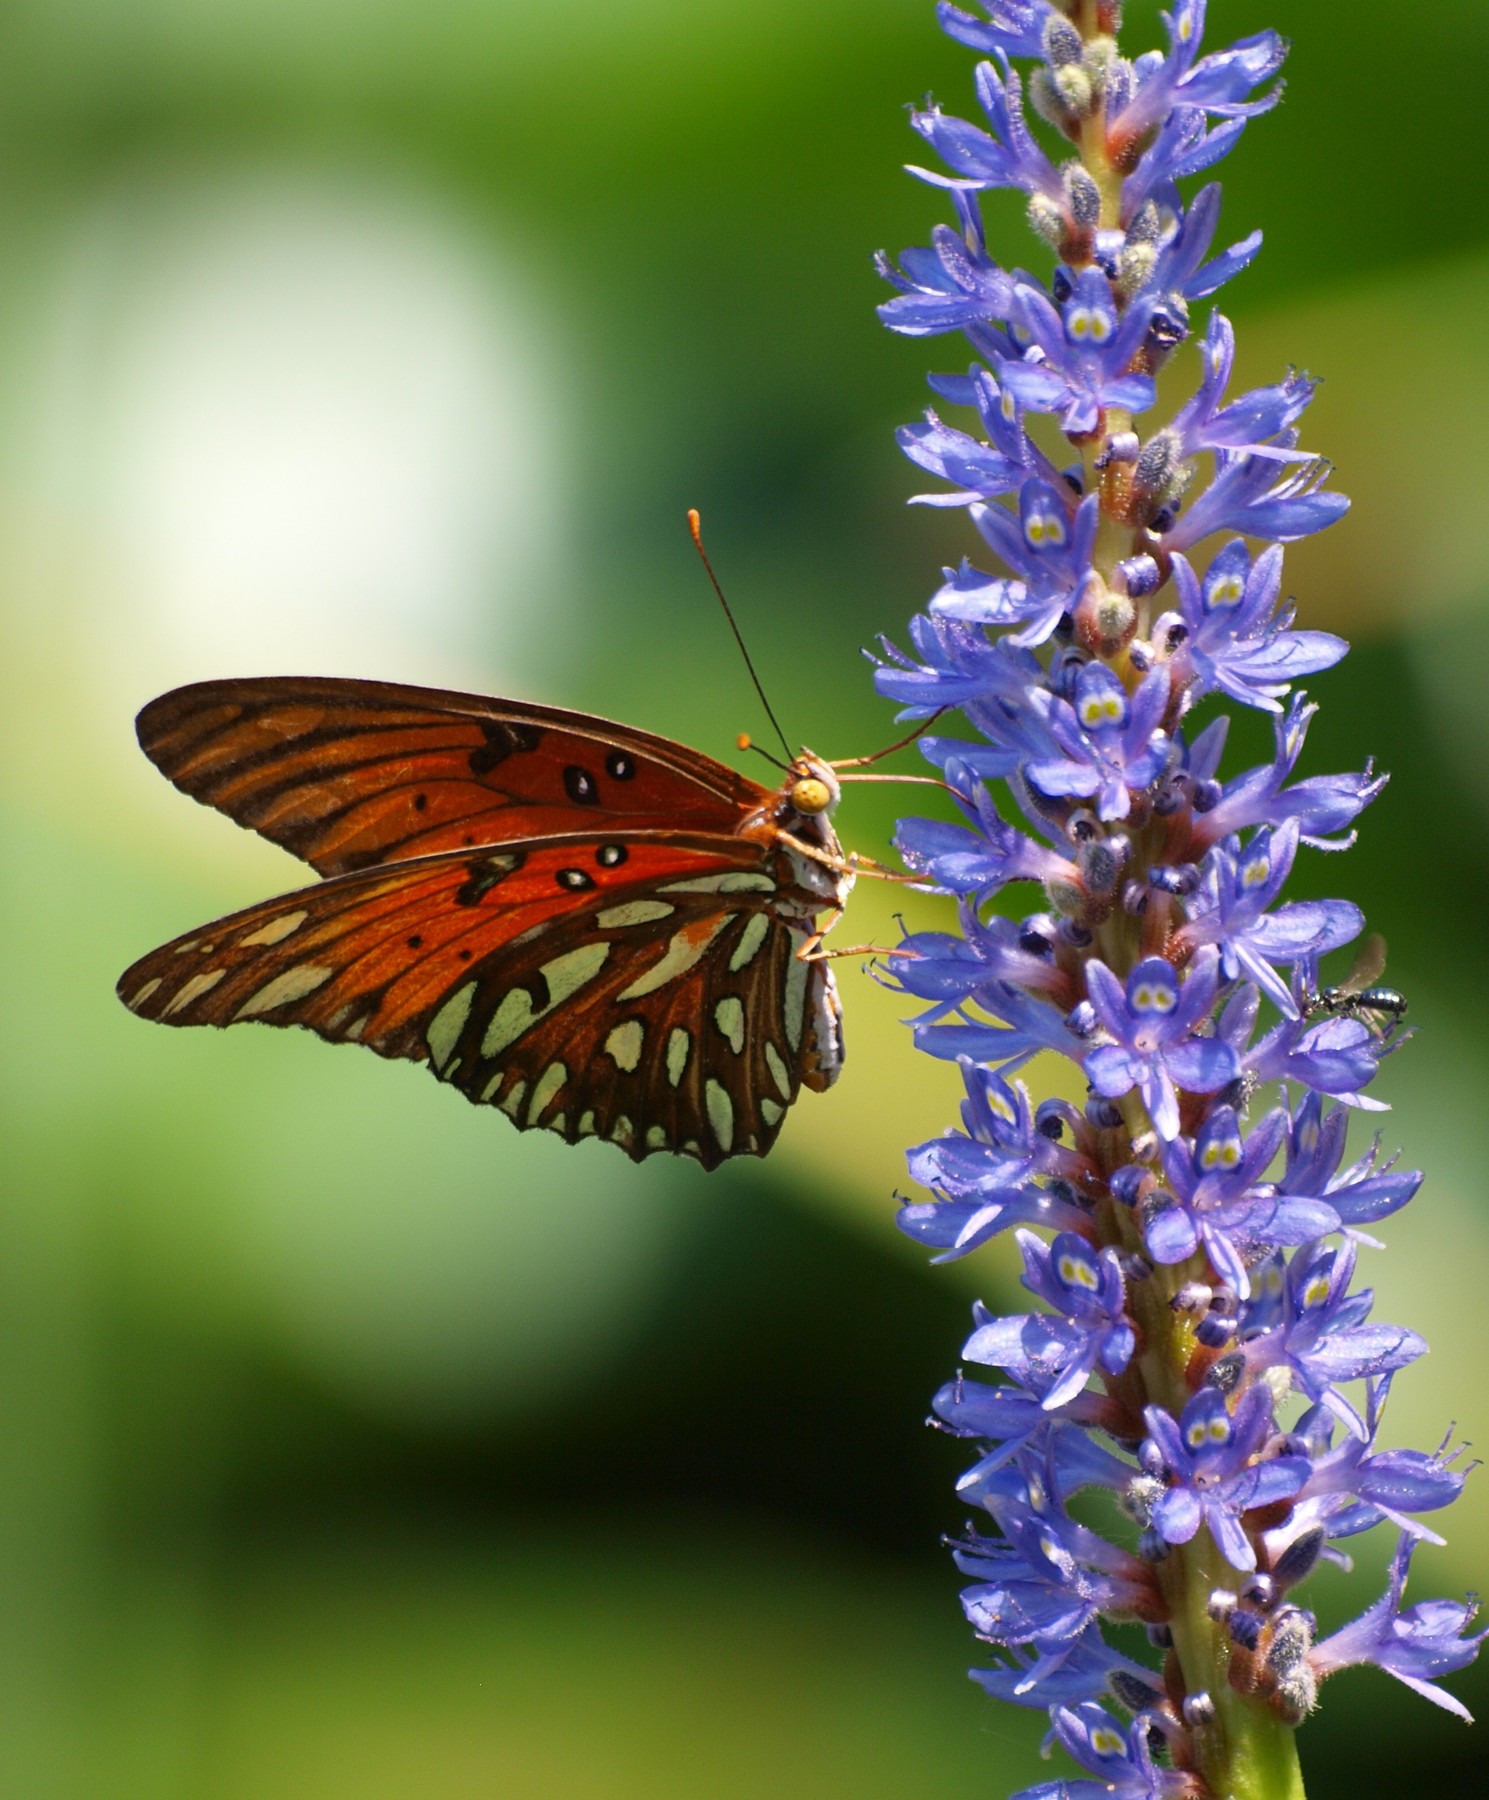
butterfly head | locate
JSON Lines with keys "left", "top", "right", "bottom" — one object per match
{"left": 785, "top": 754, "right": 841, "bottom": 820}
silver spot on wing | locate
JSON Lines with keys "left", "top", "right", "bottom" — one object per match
{"left": 527, "top": 1063, "right": 567, "bottom": 1124}
{"left": 427, "top": 982, "right": 477, "bottom": 1071}
{"left": 714, "top": 996, "right": 745, "bottom": 1054}
{"left": 617, "top": 915, "right": 733, "bottom": 1001}
{"left": 659, "top": 872, "right": 774, "bottom": 895}
{"left": 666, "top": 1028, "right": 691, "bottom": 1088}
{"left": 596, "top": 900, "right": 675, "bottom": 929}
{"left": 235, "top": 964, "right": 332, "bottom": 1017}
{"left": 604, "top": 1019, "right": 645, "bottom": 1072}
{"left": 238, "top": 909, "right": 308, "bottom": 948}
{"left": 764, "top": 1042, "right": 792, "bottom": 1100}
{"left": 728, "top": 912, "right": 771, "bottom": 971}
{"left": 705, "top": 1079, "right": 734, "bottom": 1154}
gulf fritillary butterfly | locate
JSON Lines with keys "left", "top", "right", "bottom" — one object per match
{"left": 116, "top": 676, "right": 868, "bottom": 1170}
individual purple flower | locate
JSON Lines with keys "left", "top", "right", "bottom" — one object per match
{"left": 1282, "top": 1382, "right": 1470, "bottom": 1548}
{"left": 1310, "top": 1534, "right": 1489, "bottom": 1722}
{"left": 1105, "top": 0, "right": 1287, "bottom": 150}
{"left": 970, "top": 1629, "right": 1161, "bottom": 1711}
{"left": 1174, "top": 818, "right": 1363, "bottom": 1016}
{"left": 998, "top": 271, "right": 1155, "bottom": 435}
{"left": 1082, "top": 951, "right": 1237, "bottom": 1140}
{"left": 1144, "top": 1104, "right": 1338, "bottom": 1298}
{"left": 895, "top": 777, "right": 1073, "bottom": 896}
{"left": 909, "top": 60, "right": 1062, "bottom": 201}
{"left": 961, "top": 1231, "right": 1136, "bottom": 1407}
{"left": 1162, "top": 538, "right": 1347, "bottom": 713}
{"left": 1278, "top": 1092, "right": 1423, "bottom": 1228}
{"left": 1161, "top": 442, "right": 1348, "bottom": 552}
{"left": 932, "top": 480, "right": 1099, "bottom": 647}
{"left": 1010, "top": 1702, "right": 1195, "bottom": 1800}
{"left": 1024, "top": 663, "right": 1170, "bottom": 820}
{"left": 1142, "top": 1385, "right": 1309, "bottom": 1571}
{"left": 1234, "top": 1237, "right": 1427, "bottom": 1439}
{"left": 1193, "top": 695, "right": 1387, "bottom": 850}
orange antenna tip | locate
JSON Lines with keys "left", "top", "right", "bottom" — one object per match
{"left": 687, "top": 507, "right": 703, "bottom": 544}
{"left": 737, "top": 732, "right": 753, "bottom": 751}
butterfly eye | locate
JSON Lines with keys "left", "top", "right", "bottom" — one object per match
{"left": 790, "top": 778, "right": 834, "bottom": 815}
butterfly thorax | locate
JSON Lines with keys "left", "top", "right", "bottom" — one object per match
{"left": 736, "top": 752, "right": 853, "bottom": 920}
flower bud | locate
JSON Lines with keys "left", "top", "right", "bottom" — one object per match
{"left": 1063, "top": 164, "right": 1101, "bottom": 229}
{"left": 1026, "top": 191, "right": 1066, "bottom": 250}
{"left": 1043, "top": 16, "right": 1083, "bottom": 66}
{"left": 1182, "top": 1692, "right": 1216, "bottom": 1727}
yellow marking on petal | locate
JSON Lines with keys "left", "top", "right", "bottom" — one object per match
{"left": 618, "top": 914, "right": 734, "bottom": 1001}
{"left": 604, "top": 1019, "right": 645, "bottom": 1072}
{"left": 163, "top": 969, "right": 226, "bottom": 1015}
{"left": 426, "top": 982, "right": 477, "bottom": 1070}
{"left": 1058, "top": 1253, "right": 1100, "bottom": 1291}
{"left": 127, "top": 978, "right": 162, "bottom": 1010}
{"left": 1091, "top": 1727, "right": 1126, "bottom": 1757}
{"left": 765, "top": 1042, "right": 792, "bottom": 1099}
{"left": 596, "top": 899, "right": 675, "bottom": 929}
{"left": 666, "top": 1028, "right": 691, "bottom": 1088}
{"left": 714, "top": 996, "right": 745, "bottom": 1054}
{"left": 705, "top": 1079, "right": 734, "bottom": 1153}
{"left": 239, "top": 909, "right": 308, "bottom": 948}
{"left": 1187, "top": 1422, "right": 1209, "bottom": 1448}
{"left": 729, "top": 912, "right": 771, "bottom": 972}
{"left": 1207, "top": 1418, "right": 1230, "bottom": 1442}
{"left": 235, "top": 964, "right": 332, "bottom": 1017}
{"left": 1303, "top": 1276, "right": 1331, "bottom": 1308}
{"left": 527, "top": 1062, "right": 567, "bottom": 1124}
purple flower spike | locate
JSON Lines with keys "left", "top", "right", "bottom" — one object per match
{"left": 877, "top": 0, "right": 1480, "bottom": 1778}
{"left": 1083, "top": 951, "right": 1238, "bottom": 1139}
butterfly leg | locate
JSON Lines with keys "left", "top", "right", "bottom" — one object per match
{"left": 794, "top": 911, "right": 911, "bottom": 963}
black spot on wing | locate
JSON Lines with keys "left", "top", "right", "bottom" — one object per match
{"left": 605, "top": 751, "right": 636, "bottom": 780}
{"left": 468, "top": 719, "right": 542, "bottom": 776}
{"left": 563, "top": 765, "right": 601, "bottom": 805}
{"left": 455, "top": 849, "right": 526, "bottom": 906}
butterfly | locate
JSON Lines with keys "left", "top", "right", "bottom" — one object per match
{"left": 116, "top": 675, "right": 868, "bottom": 1171}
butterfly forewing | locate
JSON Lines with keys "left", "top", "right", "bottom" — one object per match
{"left": 117, "top": 832, "right": 838, "bottom": 1169}
{"left": 136, "top": 677, "right": 769, "bottom": 877}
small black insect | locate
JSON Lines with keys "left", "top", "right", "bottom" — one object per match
{"left": 1305, "top": 933, "right": 1407, "bottom": 1031}
{"left": 1310, "top": 984, "right": 1408, "bottom": 1025}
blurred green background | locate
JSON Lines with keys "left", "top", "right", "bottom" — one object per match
{"left": 1, "top": 1, "right": 1486, "bottom": 1793}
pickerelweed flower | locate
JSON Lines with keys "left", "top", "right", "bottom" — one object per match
{"left": 874, "top": 5, "right": 1482, "bottom": 1796}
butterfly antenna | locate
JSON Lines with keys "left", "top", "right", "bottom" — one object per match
{"left": 736, "top": 733, "right": 790, "bottom": 772}
{"left": 832, "top": 706, "right": 949, "bottom": 769}
{"left": 687, "top": 509, "right": 793, "bottom": 762}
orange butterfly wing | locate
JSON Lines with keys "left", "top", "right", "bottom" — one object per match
{"left": 136, "top": 676, "right": 769, "bottom": 876}
{"left": 117, "top": 834, "right": 841, "bottom": 1169}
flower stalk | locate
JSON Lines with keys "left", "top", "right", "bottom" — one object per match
{"left": 873, "top": 4, "right": 1485, "bottom": 1796}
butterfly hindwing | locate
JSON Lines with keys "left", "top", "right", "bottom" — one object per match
{"left": 135, "top": 677, "right": 770, "bottom": 877}
{"left": 117, "top": 833, "right": 836, "bottom": 1169}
